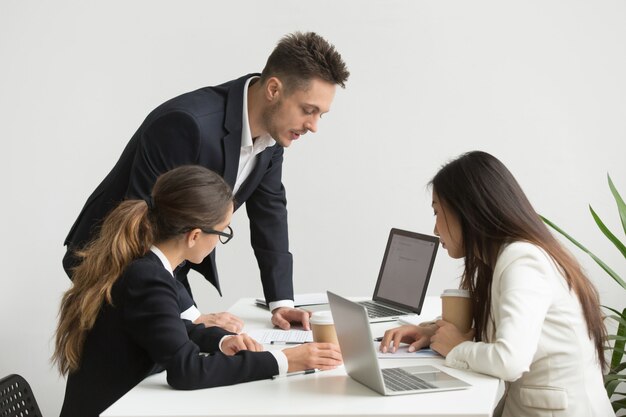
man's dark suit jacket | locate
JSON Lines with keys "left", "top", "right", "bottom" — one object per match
{"left": 64, "top": 74, "right": 293, "bottom": 303}
{"left": 59, "top": 252, "right": 278, "bottom": 417}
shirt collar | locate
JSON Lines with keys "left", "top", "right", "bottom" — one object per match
{"left": 242, "top": 77, "right": 276, "bottom": 150}
{"left": 150, "top": 245, "right": 174, "bottom": 277}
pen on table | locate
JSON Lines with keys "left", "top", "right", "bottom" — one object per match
{"left": 269, "top": 341, "right": 308, "bottom": 345}
{"left": 272, "top": 369, "right": 318, "bottom": 380}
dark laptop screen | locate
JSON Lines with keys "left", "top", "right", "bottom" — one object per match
{"left": 373, "top": 229, "right": 439, "bottom": 313}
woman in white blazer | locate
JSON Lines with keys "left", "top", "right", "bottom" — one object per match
{"left": 381, "top": 151, "right": 613, "bottom": 417}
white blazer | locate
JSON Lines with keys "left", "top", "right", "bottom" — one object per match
{"left": 445, "top": 242, "right": 613, "bottom": 417}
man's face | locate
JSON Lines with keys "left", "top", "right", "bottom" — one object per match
{"left": 263, "top": 78, "right": 336, "bottom": 147}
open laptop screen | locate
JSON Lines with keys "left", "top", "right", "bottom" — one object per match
{"left": 372, "top": 229, "right": 439, "bottom": 313}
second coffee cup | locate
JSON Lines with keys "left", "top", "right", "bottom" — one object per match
{"left": 310, "top": 310, "right": 339, "bottom": 344}
{"left": 441, "top": 289, "right": 473, "bottom": 334}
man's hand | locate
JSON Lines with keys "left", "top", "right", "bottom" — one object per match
{"left": 282, "top": 342, "right": 342, "bottom": 372}
{"left": 221, "top": 334, "right": 263, "bottom": 356}
{"left": 271, "top": 307, "right": 311, "bottom": 330}
{"left": 193, "top": 312, "right": 244, "bottom": 333}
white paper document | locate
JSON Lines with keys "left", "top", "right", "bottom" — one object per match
{"left": 247, "top": 328, "right": 313, "bottom": 344}
{"left": 255, "top": 292, "right": 328, "bottom": 308}
{"left": 396, "top": 315, "right": 440, "bottom": 326}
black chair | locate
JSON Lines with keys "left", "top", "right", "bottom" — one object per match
{"left": 0, "top": 374, "right": 42, "bottom": 417}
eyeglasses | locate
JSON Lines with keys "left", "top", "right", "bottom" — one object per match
{"left": 201, "top": 225, "right": 234, "bottom": 244}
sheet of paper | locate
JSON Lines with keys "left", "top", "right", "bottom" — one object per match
{"left": 396, "top": 315, "right": 440, "bottom": 326}
{"left": 255, "top": 292, "right": 328, "bottom": 308}
{"left": 375, "top": 342, "right": 441, "bottom": 358}
{"left": 247, "top": 328, "right": 313, "bottom": 344}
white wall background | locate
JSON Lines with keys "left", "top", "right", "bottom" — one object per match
{"left": 1, "top": 1, "right": 625, "bottom": 415}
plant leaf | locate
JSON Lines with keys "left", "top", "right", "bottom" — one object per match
{"left": 606, "top": 378, "right": 621, "bottom": 397}
{"left": 611, "top": 398, "right": 626, "bottom": 412}
{"left": 611, "top": 362, "right": 626, "bottom": 374}
{"left": 541, "top": 215, "right": 626, "bottom": 289}
{"left": 605, "top": 306, "right": 622, "bottom": 316}
{"left": 606, "top": 314, "right": 626, "bottom": 328}
{"left": 611, "top": 348, "right": 626, "bottom": 358}
{"left": 605, "top": 373, "right": 626, "bottom": 382}
{"left": 590, "top": 205, "right": 626, "bottom": 259}
{"left": 612, "top": 308, "right": 626, "bottom": 370}
{"left": 606, "top": 347, "right": 625, "bottom": 365}
{"left": 608, "top": 174, "right": 626, "bottom": 237}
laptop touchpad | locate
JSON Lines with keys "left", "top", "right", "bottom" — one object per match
{"left": 405, "top": 365, "right": 470, "bottom": 388}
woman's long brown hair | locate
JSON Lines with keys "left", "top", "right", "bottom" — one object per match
{"left": 53, "top": 165, "right": 233, "bottom": 375}
{"left": 431, "top": 151, "right": 607, "bottom": 370}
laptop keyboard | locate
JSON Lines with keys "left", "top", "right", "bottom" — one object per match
{"left": 358, "top": 301, "right": 407, "bottom": 318}
{"left": 382, "top": 368, "right": 437, "bottom": 391}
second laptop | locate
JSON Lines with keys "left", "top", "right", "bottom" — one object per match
{"left": 357, "top": 228, "right": 439, "bottom": 322}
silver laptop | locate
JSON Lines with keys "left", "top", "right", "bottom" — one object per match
{"left": 328, "top": 291, "right": 470, "bottom": 396}
{"left": 358, "top": 228, "right": 439, "bottom": 322}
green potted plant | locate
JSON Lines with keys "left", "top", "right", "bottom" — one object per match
{"left": 541, "top": 174, "right": 625, "bottom": 414}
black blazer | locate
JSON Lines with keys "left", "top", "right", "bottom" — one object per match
{"left": 64, "top": 74, "right": 293, "bottom": 302}
{"left": 59, "top": 252, "right": 278, "bottom": 417}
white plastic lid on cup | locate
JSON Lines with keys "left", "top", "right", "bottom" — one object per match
{"left": 440, "top": 289, "right": 470, "bottom": 298}
{"left": 309, "top": 310, "right": 334, "bottom": 325}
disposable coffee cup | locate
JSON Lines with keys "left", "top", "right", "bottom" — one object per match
{"left": 309, "top": 310, "right": 338, "bottom": 344}
{"left": 440, "top": 289, "right": 473, "bottom": 334}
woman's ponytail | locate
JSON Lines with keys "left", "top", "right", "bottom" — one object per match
{"left": 54, "top": 200, "right": 152, "bottom": 374}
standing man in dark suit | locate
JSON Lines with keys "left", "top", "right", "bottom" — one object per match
{"left": 63, "top": 31, "right": 350, "bottom": 332}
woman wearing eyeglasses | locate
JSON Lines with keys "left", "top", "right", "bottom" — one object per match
{"left": 53, "top": 165, "right": 342, "bottom": 417}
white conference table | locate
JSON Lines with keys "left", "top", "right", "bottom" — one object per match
{"left": 102, "top": 296, "right": 501, "bottom": 417}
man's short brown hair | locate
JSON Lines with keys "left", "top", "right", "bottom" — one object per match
{"left": 260, "top": 32, "right": 349, "bottom": 92}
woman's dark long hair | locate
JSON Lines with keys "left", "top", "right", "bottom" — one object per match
{"left": 431, "top": 151, "right": 607, "bottom": 370}
{"left": 53, "top": 165, "right": 233, "bottom": 375}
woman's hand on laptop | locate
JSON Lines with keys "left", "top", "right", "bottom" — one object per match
{"left": 283, "top": 343, "right": 343, "bottom": 372}
{"left": 379, "top": 324, "right": 437, "bottom": 353}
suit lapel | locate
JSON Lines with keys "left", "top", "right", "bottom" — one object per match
{"left": 222, "top": 131, "right": 240, "bottom": 188}
{"left": 221, "top": 73, "right": 259, "bottom": 188}
{"left": 234, "top": 146, "right": 275, "bottom": 203}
